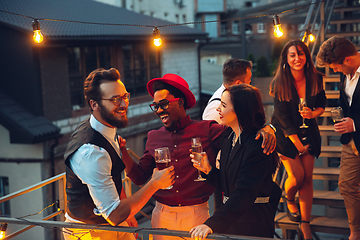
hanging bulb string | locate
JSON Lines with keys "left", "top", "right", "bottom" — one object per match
{"left": 0, "top": 1, "right": 319, "bottom": 30}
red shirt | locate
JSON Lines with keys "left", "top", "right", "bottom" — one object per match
{"left": 127, "top": 115, "right": 226, "bottom": 206}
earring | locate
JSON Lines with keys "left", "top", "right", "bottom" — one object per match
{"left": 307, "top": 62, "right": 309, "bottom": 68}
{"left": 283, "top": 64, "right": 286, "bottom": 70}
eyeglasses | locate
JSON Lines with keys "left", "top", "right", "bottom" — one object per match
{"left": 102, "top": 93, "right": 130, "bottom": 106}
{"left": 149, "top": 98, "right": 179, "bottom": 112}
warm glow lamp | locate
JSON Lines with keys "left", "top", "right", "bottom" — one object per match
{"left": 0, "top": 223, "right": 7, "bottom": 240}
{"left": 309, "top": 33, "right": 315, "bottom": 42}
{"left": 153, "top": 27, "right": 162, "bottom": 47}
{"left": 32, "top": 19, "right": 43, "bottom": 43}
{"left": 273, "top": 15, "right": 284, "bottom": 38}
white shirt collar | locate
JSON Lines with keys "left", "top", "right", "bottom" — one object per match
{"left": 89, "top": 114, "right": 117, "bottom": 142}
{"left": 347, "top": 66, "right": 360, "bottom": 82}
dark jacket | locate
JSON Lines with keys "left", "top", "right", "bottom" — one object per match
{"left": 271, "top": 74, "right": 326, "bottom": 159}
{"left": 64, "top": 119, "right": 125, "bottom": 224}
{"left": 204, "top": 129, "right": 277, "bottom": 238}
{"left": 339, "top": 73, "right": 360, "bottom": 151}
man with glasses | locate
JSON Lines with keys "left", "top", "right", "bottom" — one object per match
{"left": 63, "top": 68, "right": 174, "bottom": 240}
{"left": 120, "top": 73, "right": 276, "bottom": 240}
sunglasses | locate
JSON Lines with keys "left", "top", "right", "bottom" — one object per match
{"left": 149, "top": 98, "right": 180, "bottom": 112}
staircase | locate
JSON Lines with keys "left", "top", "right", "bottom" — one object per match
{"left": 274, "top": 0, "right": 360, "bottom": 238}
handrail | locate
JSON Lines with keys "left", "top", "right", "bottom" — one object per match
{"left": 0, "top": 217, "right": 278, "bottom": 240}
{"left": 0, "top": 173, "right": 66, "bottom": 204}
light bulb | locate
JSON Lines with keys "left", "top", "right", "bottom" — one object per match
{"left": 154, "top": 38, "right": 162, "bottom": 47}
{"left": 273, "top": 15, "right": 284, "bottom": 38}
{"left": 309, "top": 33, "right": 315, "bottom": 42}
{"left": 0, "top": 223, "right": 7, "bottom": 240}
{"left": 274, "top": 25, "right": 284, "bottom": 38}
{"left": 153, "top": 27, "right": 162, "bottom": 47}
{"left": 32, "top": 19, "right": 44, "bottom": 43}
{"left": 33, "top": 30, "right": 43, "bottom": 43}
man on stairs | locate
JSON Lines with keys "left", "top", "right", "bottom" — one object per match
{"left": 317, "top": 36, "right": 360, "bottom": 240}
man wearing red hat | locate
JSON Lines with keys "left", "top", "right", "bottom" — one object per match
{"left": 120, "top": 73, "right": 275, "bottom": 240}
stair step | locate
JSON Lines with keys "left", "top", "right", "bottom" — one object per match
{"left": 313, "top": 190, "right": 344, "bottom": 206}
{"left": 330, "top": 18, "right": 360, "bottom": 24}
{"left": 313, "top": 167, "right": 340, "bottom": 181}
{"left": 320, "top": 145, "right": 342, "bottom": 158}
{"left": 323, "top": 76, "right": 340, "bottom": 83}
{"left": 319, "top": 125, "right": 341, "bottom": 136}
{"left": 326, "top": 31, "right": 360, "bottom": 38}
{"left": 283, "top": 190, "right": 343, "bottom": 206}
{"left": 275, "top": 212, "right": 350, "bottom": 235}
{"left": 320, "top": 107, "right": 335, "bottom": 117}
{"left": 325, "top": 90, "right": 340, "bottom": 99}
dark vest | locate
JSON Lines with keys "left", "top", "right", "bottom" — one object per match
{"left": 64, "top": 119, "right": 125, "bottom": 224}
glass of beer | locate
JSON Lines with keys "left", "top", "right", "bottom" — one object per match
{"left": 331, "top": 107, "right": 344, "bottom": 123}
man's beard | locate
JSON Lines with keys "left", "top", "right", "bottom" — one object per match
{"left": 99, "top": 103, "right": 128, "bottom": 129}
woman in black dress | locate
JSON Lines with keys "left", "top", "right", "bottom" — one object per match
{"left": 269, "top": 39, "right": 326, "bottom": 240}
{"left": 189, "top": 84, "right": 279, "bottom": 239}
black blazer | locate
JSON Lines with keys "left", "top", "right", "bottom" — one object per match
{"left": 271, "top": 74, "right": 326, "bottom": 158}
{"left": 339, "top": 73, "right": 360, "bottom": 151}
{"left": 204, "top": 129, "right": 277, "bottom": 238}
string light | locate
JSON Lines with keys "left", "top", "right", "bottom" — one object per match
{"left": 308, "top": 32, "right": 315, "bottom": 42}
{"left": 0, "top": 2, "right": 318, "bottom": 46}
{"left": 32, "top": 19, "right": 43, "bottom": 43}
{"left": 0, "top": 223, "right": 7, "bottom": 239}
{"left": 273, "top": 15, "right": 284, "bottom": 38}
{"left": 302, "top": 30, "right": 315, "bottom": 45}
{"left": 153, "top": 27, "right": 162, "bottom": 47}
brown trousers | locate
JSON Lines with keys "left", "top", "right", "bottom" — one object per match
{"left": 339, "top": 140, "right": 360, "bottom": 231}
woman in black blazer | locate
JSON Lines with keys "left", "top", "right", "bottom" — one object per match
{"left": 269, "top": 39, "right": 326, "bottom": 240}
{"left": 190, "top": 84, "right": 279, "bottom": 239}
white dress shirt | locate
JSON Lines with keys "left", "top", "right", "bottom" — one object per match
{"left": 65, "top": 115, "right": 121, "bottom": 222}
{"left": 345, "top": 66, "right": 360, "bottom": 106}
{"left": 202, "top": 84, "right": 225, "bottom": 123}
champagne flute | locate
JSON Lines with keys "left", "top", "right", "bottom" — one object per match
{"left": 155, "top": 147, "right": 173, "bottom": 189}
{"left": 299, "top": 98, "right": 309, "bottom": 129}
{"left": 331, "top": 106, "right": 344, "bottom": 123}
{"left": 191, "top": 137, "right": 206, "bottom": 181}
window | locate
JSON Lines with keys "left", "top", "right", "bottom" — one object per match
{"left": 67, "top": 46, "right": 111, "bottom": 109}
{"left": 232, "top": 21, "right": 240, "bottom": 35}
{"left": 175, "top": 14, "right": 179, "bottom": 23}
{"left": 221, "top": 22, "right": 228, "bottom": 36}
{"left": 245, "top": 1, "right": 253, "bottom": 7}
{"left": 67, "top": 43, "right": 160, "bottom": 109}
{"left": 0, "top": 177, "right": 10, "bottom": 217}
{"left": 121, "top": 44, "right": 160, "bottom": 96}
{"left": 182, "top": 14, "right": 186, "bottom": 23}
{"left": 257, "top": 23, "right": 266, "bottom": 33}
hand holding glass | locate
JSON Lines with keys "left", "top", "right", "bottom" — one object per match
{"left": 191, "top": 137, "right": 207, "bottom": 181}
{"left": 155, "top": 147, "right": 173, "bottom": 189}
{"left": 331, "top": 107, "right": 344, "bottom": 123}
{"left": 299, "top": 98, "right": 309, "bottom": 129}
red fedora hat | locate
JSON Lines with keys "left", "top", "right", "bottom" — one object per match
{"left": 147, "top": 73, "right": 196, "bottom": 109}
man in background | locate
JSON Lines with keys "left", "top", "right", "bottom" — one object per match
{"left": 316, "top": 36, "right": 360, "bottom": 240}
{"left": 202, "top": 58, "right": 253, "bottom": 123}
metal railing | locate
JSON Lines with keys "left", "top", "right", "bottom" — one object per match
{"left": 0, "top": 217, "right": 277, "bottom": 240}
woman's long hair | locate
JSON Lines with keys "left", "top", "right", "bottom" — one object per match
{"left": 269, "top": 39, "right": 323, "bottom": 101}
{"left": 226, "top": 84, "right": 265, "bottom": 134}
{"left": 226, "top": 84, "right": 279, "bottom": 173}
